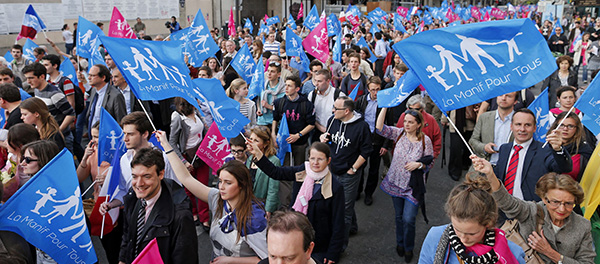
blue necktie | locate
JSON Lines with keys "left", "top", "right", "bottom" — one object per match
{"left": 88, "top": 93, "right": 99, "bottom": 134}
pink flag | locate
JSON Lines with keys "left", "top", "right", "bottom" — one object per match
{"left": 132, "top": 238, "right": 164, "bottom": 264}
{"left": 490, "top": 8, "right": 505, "bottom": 19}
{"left": 264, "top": 14, "right": 269, "bottom": 22}
{"left": 297, "top": 3, "right": 304, "bottom": 20}
{"left": 482, "top": 11, "right": 490, "bottom": 21}
{"left": 228, "top": 8, "right": 236, "bottom": 37}
{"left": 471, "top": 6, "right": 481, "bottom": 20}
{"left": 397, "top": 6, "right": 408, "bottom": 19}
{"left": 196, "top": 123, "right": 231, "bottom": 171}
{"left": 302, "top": 18, "right": 329, "bottom": 63}
{"left": 108, "top": 7, "right": 136, "bottom": 39}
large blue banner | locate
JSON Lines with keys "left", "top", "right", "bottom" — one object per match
{"left": 378, "top": 70, "right": 420, "bottom": 108}
{"left": 527, "top": 88, "right": 550, "bottom": 141}
{"left": 185, "top": 9, "right": 220, "bottom": 67}
{"left": 76, "top": 16, "right": 104, "bottom": 59}
{"left": 286, "top": 29, "right": 303, "bottom": 57}
{"left": 303, "top": 5, "right": 320, "bottom": 31}
{"left": 230, "top": 44, "right": 256, "bottom": 84}
{"left": 393, "top": 19, "right": 556, "bottom": 112}
{"left": 100, "top": 36, "right": 201, "bottom": 111}
{"left": 575, "top": 75, "right": 600, "bottom": 136}
{"left": 0, "top": 149, "right": 97, "bottom": 264}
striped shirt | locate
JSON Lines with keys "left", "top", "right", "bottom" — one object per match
{"left": 47, "top": 73, "right": 75, "bottom": 96}
{"left": 35, "top": 84, "right": 75, "bottom": 126}
{"left": 263, "top": 40, "right": 280, "bottom": 54}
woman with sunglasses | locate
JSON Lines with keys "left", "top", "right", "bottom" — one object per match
{"left": 471, "top": 156, "right": 596, "bottom": 264}
{"left": 375, "top": 108, "right": 434, "bottom": 262}
{"left": 546, "top": 112, "right": 593, "bottom": 181}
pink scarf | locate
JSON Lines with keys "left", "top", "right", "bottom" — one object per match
{"left": 467, "top": 229, "right": 518, "bottom": 264}
{"left": 292, "top": 162, "right": 329, "bottom": 214}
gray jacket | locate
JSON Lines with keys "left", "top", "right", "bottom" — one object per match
{"left": 492, "top": 186, "right": 596, "bottom": 264}
{"left": 86, "top": 84, "right": 127, "bottom": 123}
{"left": 169, "top": 112, "right": 205, "bottom": 161}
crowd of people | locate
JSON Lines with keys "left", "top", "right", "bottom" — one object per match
{"left": 0, "top": 5, "right": 599, "bottom": 264}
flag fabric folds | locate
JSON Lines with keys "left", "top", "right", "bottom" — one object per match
{"left": 297, "top": 3, "right": 304, "bottom": 20}
{"left": 59, "top": 56, "right": 79, "bottom": 87}
{"left": 22, "top": 39, "right": 39, "bottom": 62}
{"left": 377, "top": 70, "right": 420, "bottom": 108}
{"left": 244, "top": 18, "right": 254, "bottom": 33}
{"left": 266, "top": 16, "right": 280, "bottom": 26}
{"left": 247, "top": 59, "right": 264, "bottom": 100}
{"left": 196, "top": 123, "right": 232, "bottom": 171}
{"left": 349, "top": 82, "right": 360, "bottom": 101}
{"left": 332, "top": 34, "right": 342, "bottom": 63}
{"left": 276, "top": 116, "right": 292, "bottom": 166}
{"left": 356, "top": 37, "right": 378, "bottom": 63}
{"left": 0, "top": 149, "right": 98, "bottom": 264}
{"left": 580, "top": 143, "right": 600, "bottom": 219}
{"left": 327, "top": 14, "right": 341, "bottom": 37}
{"left": 302, "top": 18, "right": 329, "bottom": 63}
{"left": 287, "top": 14, "right": 297, "bottom": 30}
{"left": 17, "top": 5, "right": 46, "bottom": 41}
{"left": 393, "top": 19, "right": 556, "bottom": 113}
{"left": 185, "top": 9, "right": 220, "bottom": 67}
{"left": 574, "top": 76, "right": 600, "bottom": 136}
{"left": 303, "top": 5, "right": 320, "bottom": 31}
{"left": 230, "top": 44, "right": 256, "bottom": 84}
{"left": 527, "top": 88, "right": 550, "bottom": 142}
{"left": 228, "top": 8, "right": 236, "bottom": 37}
{"left": 132, "top": 238, "right": 165, "bottom": 264}
{"left": 76, "top": 16, "right": 105, "bottom": 59}
{"left": 286, "top": 29, "right": 303, "bottom": 57}
{"left": 108, "top": 7, "right": 137, "bottom": 39}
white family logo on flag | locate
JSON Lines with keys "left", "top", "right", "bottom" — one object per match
{"left": 305, "top": 16, "right": 317, "bottom": 26}
{"left": 189, "top": 25, "right": 211, "bottom": 54}
{"left": 589, "top": 97, "right": 600, "bottom": 107}
{"left": 310, "top": 28, "right": 327, "bottom": 55}
{"left": 106, "top": 130, "right": 121, "bottom": 150}
{"left": 534, "top": 106, "right": 549, "bottom": 139}
{"left": 79, "top": 30, "right": 99, "bottom": 49}
{"left": 427, "top": 32, "right": 525, "bottom": 91}
{"left": 125, "top": 47, "right": 188, "bottom": 85}
{"left": 9, "top": 186, "right": 94, "bottom": 252}
{"left": 113, "top": 19, "right": 135, "bottom": 38}
{"left": 195, "top": 92, "right": 224, "bottom": 123}
{"left": 237, "top": 54, "right": 254, "bottom": 74}
{"left": 206, "top": 135, "right": 230, "bottom": 156}
{"left": 24, "top": 47, "right": 35, "bottom": 61}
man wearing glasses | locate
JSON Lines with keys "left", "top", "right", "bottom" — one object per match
{"left": 86, "top": 64, "right": 127, "bottom": 135}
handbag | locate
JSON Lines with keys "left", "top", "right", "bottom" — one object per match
{"left": 500, "top": 204, "right": 545, "bottom": 264}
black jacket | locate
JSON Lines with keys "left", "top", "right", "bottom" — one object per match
{"left": 325, "top": 113, "right": 373, "bottom": 174}
{"left": 541, "top": 70, "right": 578, "bottom": 109}
{"left": 119, "top": 179, "right": 198, "bottom": 264}
{"left": 355, "top": 93, "right": 394, "bottom": 149}
{"left": 255, "top": 156, "right": 345, "bottom": 263}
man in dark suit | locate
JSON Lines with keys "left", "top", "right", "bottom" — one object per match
{"left": 118, "top": 148, "right": 198, "bottom": 264}
{"left": 493, "top": 108, "right": 572, "bottom": 202}
{"left": 86, "top": 64, "right": 126, "bottom": 133}
{"left": 342, "top": 34, "right": 359, "bottom": 52}
{"left": 112, "top": 68, "right": 151, "bottom": 115}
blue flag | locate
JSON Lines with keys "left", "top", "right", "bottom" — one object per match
{"left": 192, "top": 78, "right": 250, "bottom": 138}
{"left": 290, "top": 48, "right": 311, "bottom": 73}
{"left": 170, "top": 27, "right": 190, "bottom": 43}
{"left": 527, "top": 88, "right": 550, "bottom": 141}
{"left": 347, "top": 4, "right": 361, "bottom": 18}
{"left": 266, "top": 16, "right": 280, "bottom": 26}
{"left": 423, "top": 11, "right": 433, "bottom": 25}
{"left": 97, "top": 108, "right": 125, "bottom": 165}
{"left": 230, "top": 44, "right": 256, "bottom": 84}
{"left": 287, "top": 14, "right": 297, "bottom": 30}
{"left": 276, "top": 115, "right": 291, "bottom": 165}
{"left": 369, "top": 24, "right": 381, "bottom": 34}
{"left": 393, "top": 19, "right": 556, "bottom": 113}
{"left": 148, "top": 133, "right": 165, "bottom": 151}
{"left": 285, "top": 29, "right": 303, "bottom": 57}
{"left": 303, "top": 5, "right": 320, "bottom": 30}
{"left": 332, "top": 34, "right": 342, "bottom": 63}
{"left": 574, "top": 75, "right": 600, "bottom": 136}
{"left": 259, "top": 23, "right": 269, "bottom": 36}
{"left": 23, "top": 39, "right": 38, "bottom": 61}
{"left": 89, "top": 48, "right": 107, "bottom": 70}
{"left": 368, "top": 7, "right": 387, "bottom": 25}
{"left": 0, "top": 107, "right": 4, "bottom": 128}
{"left": 100, "top": 36, "right": 201, "bottom": 111}
{"left": 59, "top": 56, "right": 79, "bottom": 87}
{"left": 378, "top": 70, "right": 420, "bottom": 108}
{"left": 327, "top": 14, "right": 341, "bottom": 37}
{"left": 248, "top": 59, "right": 264, "bottom": 100}
{"left": 0, "top": 149, "right": 97, "bottom": 264}
{"left": 356, "top": 37, "right": 378, "bottom": 63}
{"left": 76, "top": 16, "right": 104, "bottom": 59}
{"left": 394, "top": 16, "right": 407, "bottom": 33}
{"left": 349, "top": 81, "right": 360, "bottom": 100}
{"left": 244, "top": 18, "right": 254, "bottom": 33}
{"left": 105, "top": 137, "right": 126, "bottom": 202}
{"left": 3, "top": 51, "right": 13, "bottom": 64}
{"left": 185, "top": 9, "right": 220, "bottom": 67}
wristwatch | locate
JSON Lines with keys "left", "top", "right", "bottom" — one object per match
{"left": 558, "top": 255, "right": 564, "bottom": 264}
{"left": 298, "top": 132, "right": 303, "bottom": 137}
{"left": 351, "top": 167, "right": 357, "bottom": 173}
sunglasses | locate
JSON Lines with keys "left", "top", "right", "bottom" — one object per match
{"left": 22, "top": 156, "right": 38, "bottom": 164}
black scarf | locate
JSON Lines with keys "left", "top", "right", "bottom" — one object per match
{"left": 448, "top": 225, "right": 498, "bottom": 264}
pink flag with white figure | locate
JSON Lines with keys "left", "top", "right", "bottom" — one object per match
{"left": 228, "top": 8, "right": 236, "bottom": 37}
{"left": 108, "top": 7, "right": 136, "bottom": 39}
{"left": 397, "top": 6, "right": 408, "bottom": 19}
{"left": 471, "top": 6, "right": 481, "bottom": 20}
{"left": 302, "top": 18, "right": 329, "bottom": 63}
{"left": 482, "top": 11, "right": 490, "bottom": 21}
{"left": 297, "top": 3, "right": 304, "bottom": 20}
{"left": 196, "top": 123, "right": 231, "bottom": 171}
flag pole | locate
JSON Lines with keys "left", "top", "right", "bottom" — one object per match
{"left": 443, "top": 111, "right": 475, "bottom": 156}
{"left": 239, "top": 131, "right": 248, "bottom": 141}
{"left": 541, "top": 105, "right": 575, "bottom": 148}
{"left": 81, "top": 178, "right": 98, "bottom": 197}
{"left": 137, "top": 98, "right": 158, "bottom": 131}
{"left": 100, "top": 197, "right": 107, "bottom": 239}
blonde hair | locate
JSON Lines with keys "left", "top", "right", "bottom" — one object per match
{"left": 226, "top": 78, "right": 247, "bottom": 98}
{"left": 536, "top": 172, "right": 584, "bottom": 204}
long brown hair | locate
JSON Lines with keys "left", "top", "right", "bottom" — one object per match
{"left": 547, "top": 111, "right": 584, "bottom": 154}
{"left": 215, "top": 160, "right": 263, "bottom": 242}
{"left": 250, "top": 126, "right": 276, "bottom": 157}
{"left": 445, "top": 173, "right": 498, "bottom": 228}
{"left": 401, "top": 109, "right": 425, "bottom": 141}
{"left": 20, "top": 97, "right": 63, "bottom": 141}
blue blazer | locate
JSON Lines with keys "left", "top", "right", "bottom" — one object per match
{"left": 493, "top": 140, "right": 572, "bottom": 201}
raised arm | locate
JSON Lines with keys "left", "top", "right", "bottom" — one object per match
{"left": 246, "top": 139, "right": 304, "bottom": 181}
{"left": 155, "top": 130, "right": 210, "bottom": 203}
{"left": 375, "top": 107, "right": 388, "bottom": 132}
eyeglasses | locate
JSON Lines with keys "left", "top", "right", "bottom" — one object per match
{"left": 408, "top": 107, "right": 422, "bottom": 111}
{"left": 558, "top": 124, "right": 576, "bottom": 130}
{"left": 333, "top": 107, "right": 347, "bottom": 111}
{"left": 230, "top": 149, "right": 245, "bottom": 154}
{"left": 545, "top": 197, "right": 575, "bottom": 209}
{"left": 22, "top": 156, "right": 38, "bottom": 164}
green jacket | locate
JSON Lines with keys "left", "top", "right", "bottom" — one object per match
{"left": 246, "top": 155, "right": 280, "bottom": 212}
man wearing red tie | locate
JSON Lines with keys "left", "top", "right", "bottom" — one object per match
{"left": 493, "top": 108, "right": 572, "bottom": 201}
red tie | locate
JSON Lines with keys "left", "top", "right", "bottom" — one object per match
{"left": 505, "top": 145, "right": 523, "bottom": 195}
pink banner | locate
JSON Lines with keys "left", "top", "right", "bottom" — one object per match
{"left": 108, "top": 7, "right": 136, "bottom": 39}
{"left": 482, "top": 11, "right": 491, "bottom": 21}
{"left": 490, "top": 8, "right": 506, "bottom": 19}
{"left": 228, "top": 8, "right": 236, "bottom": 37}
{"left": 302, "top": 18, "right": 329, "bottom": 63}
{"left": 397, "top": 6, "right": 408, "bottom": 18}
{"left": 471, "top": 6, "right": 481, "bottom": 20}
{"left": 196, "top": 123, "right": 231, "bottom": 171}
{"left": 297, "top": 3, "right": 304, "bottom": 20}
{"left": 132, "top": 238, "right": 164, "bottom": 264}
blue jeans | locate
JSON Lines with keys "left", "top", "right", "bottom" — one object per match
{"left": 333, "top": 170, "right": 361, "bottom": 248}
{"left": 582, "top": 64, "right": 588, "bottom": 82}
{"left": 391, "top": 197, "right": 418, "bottom": 251}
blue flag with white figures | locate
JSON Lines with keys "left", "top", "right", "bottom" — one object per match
{"left": 347, "top": 4, "right": 361, "bottom": 18}
{"left": 369, "top": 24, "right": 381, "bottom": 34}
{"left": 285, "top": 29, "right": 303, "bottom": 57}
{"left": 393, "top": 19, "right": 557, "bottom": 113}
{"left": 76, "top": 16, "right": 104, "bottom": 59}
{"left": 98, "top": 108, "right": 126, "bottom": 165}
{"left": 191, "top": 78, "right": 250, "bottom": 138}
{"left": 59, "top": 56, "right": 79, "bottom": 87}
{"left": 368, "top": 7, "right": 387, "bottom": 25}
{"left": 0, "top": 149, "right": 97, "bottom": 264}
{"left": 170, "top": 27, "right": 190, "bottom": 44}
{"left": 527, "top": 88, "right": 550, "bottom": 141}
{"left": 349, "top": 81, "right": 360, "bottom": 100}
{"left": 244, "top": 18, "right": 254, "bottom": 33}
{"left": 100, "top": 36, "right": 201, "bottom": 111}
{"left": 290, "top": 47, "right": 311, "bottom": 73}
{"left": 303, "top": 5, "right": 320, "bottom": 31}
{"left": 247, "top": 59, "right": 264, "bottom": 100}
{"left": 88, "top": 48, "right": 107, "bottom": 71}
{"left": 356, "top": 37, "right": 378, "bottom": 63}
{"left": 23, "top": 39, "right": 38, "bottom": 61}
{"left": 276, "top": 116, "right": 291, "bottom": 166}
{"left": 332, "top": 34, "right": 342, "bottom": 63}
{"left": 185, "top": 9, "right": 220, "bottom": 67}
{"left": 574, "top": 75, "right": 600, "bottom": 136}
{"left": 259, "top": 23, "right": 269, "bottom": 36}
{"left": 287, "top": 15, "right": 297, "bottom": 30}
{"left": 266, "top": 16, "right": 280, "bottom": 26}
{"left": 327, "top": 14, "right": 341, "bottom": 37}
{"left": 378, "top": 70, "right": 420, "bottom": 108}
{"left": 394, "top": 16, "right": 408, "bottom": 34}
{"left": 230, "top": 44, "right": 256, "bottom": 84}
